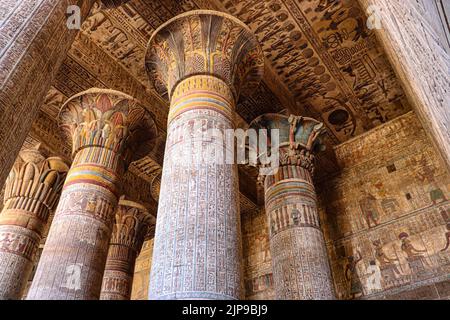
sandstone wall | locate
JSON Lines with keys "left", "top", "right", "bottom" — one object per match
{"left": 318, "top": 111, "right": 450, "bottom": 299}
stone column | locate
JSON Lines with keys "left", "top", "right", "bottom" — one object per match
{"left": 0, "top": 0, "right": 130, "bottom": 193}
{"left": 100, "top": 197, "right": 155, "bottom": 300}
{"left": 358, "top": 0, "right": 450, "bottom": 171}
{"left": 27, "top": 88, "right": 158, "bottom": 300}
{"left": 0, "top": 149, "right": 68, "bottom": 300}
{"left": 145, "top": 10, "right": 264, "bottom": 300}
{"left": 251, "top": 114, "right": 335, "bottom": 300}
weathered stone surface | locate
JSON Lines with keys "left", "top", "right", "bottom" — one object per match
{"left": 100, "top": 198, "right": 155, "bottom": 300}
{"left": 358, "top": 0, "right": 450, "bottom": 171}
{"left": 130, "top": 239, "right": 154, "bottom": 300}
{"left": 27, "top": 89, "right": 158, "bottom": 300}
{"left": 318, "top": 112, "right": 450, "bottom": 300}
{"left": 242, "top": 208, "right": 274, "bottom": 300}
{"left": 251, "top": 114, "right": 335, "bottom": 300}
{"left": 146, "top": 10, "right": 264, "bottom": 300}
{"left": 0, "top": 150, "right": 68, "bottom": 300}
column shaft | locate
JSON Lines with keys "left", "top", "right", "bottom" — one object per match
{"left": 101, "top": 245, "right": 137, "bottom": 300}
{"left": 26, "top": 88, "right": 158, "bottom": 300}
{"left": 0, "top": 151, "right": 68, "bottom": 299}
{"left": 0, "top": 0, "right": 94, "bottom": 189}
{"left": 251, "top": 114, "right": 335, "bottom": 300}
{"left": 150, "top": 76, "right": 241, "bottom": 300}
{"left": 27, "top": 147, "right": 122, "bottom": 299}
{"left": 264, "top": 165, "right": 334, "bottom": 299}
{"left": 145, "top": 10, "right": 264, "bottom": 300}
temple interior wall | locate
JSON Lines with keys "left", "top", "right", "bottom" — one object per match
{"left": 241, "top": 208, "right": 275, "bottom": 300}
{"left": 317, "top": 111, "right": 450, "bottom": 300}
{"left": 129, "top": 111, "right": 449, "bottom": 300}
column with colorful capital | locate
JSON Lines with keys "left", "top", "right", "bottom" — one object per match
{"left": 145, "top": 10, "right": 264, "bottom": 300}
{"left": 27, "top": 88, "right": 158, "bottom": 300}
{"left": 250, "top": 114, "right": 335, "bottom": 300}
{"left": 100, "top": 197, "right": 156, "bottom": 300}
{"left": 0, "top": 0, "right": 130, "bottom": 192}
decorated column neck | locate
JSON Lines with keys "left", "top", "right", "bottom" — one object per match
{"left": 2, "top": 149, "right": 69, "bottom": 231}
{"left": 145, "top": 9, "right": 264, "bottom": 103}
{"left": 250, "top": 114, "right": 326, "bottom": 177}
{"left": 59, "top": 88, "right": 158, "bottom": 171}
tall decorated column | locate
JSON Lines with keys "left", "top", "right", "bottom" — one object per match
{"left": 250, "top": 114, "right": 335, "bottom": 300}
{"left": 145, "top": 10, "right": 264, "bottom": 300}
{"left": 27, "top": 88, "right": 158, "bottom": 300}
{"left": 100, "top": 197, "right": 155, "bottom": 300}
{"left": 0, "top": 149, "right": 68, "bottom": 300}
{"left": 0, "top": 0, "right": 130, "bottom": 191}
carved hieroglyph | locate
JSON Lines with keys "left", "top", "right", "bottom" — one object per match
{"left": 211, "top": 0, "right": 411, "bottom": 140}
{"left": 357, "top": 0, "right": 450, "bottom": 171}
{"left": 100, "top": 197, "right": 155, "bottom": 300}
{"left": 0, "top": 0, "right": 130, "bottom": 197}
{"left": 318, "top": 112, "right": 450, "bottom": 300}
{"left": 145, "top": 10, "right": 264, "bottom": 300}
{"left": 27, "top": 88, "right": 158, "bottom": 300}
{"left": 251, "top": 114, "right": 335, "bottom": 300}
{"left": 0, "top": 150, "right": 68, "bottom": 300}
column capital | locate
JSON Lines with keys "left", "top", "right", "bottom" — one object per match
{"left": 145, "top": 10, "right": 264, "bottom": 102}
{"left": 113, "top": 197, "right": 156, "bottom": 253}
{"left": 3, "top": 149, "right": 69, "bottom": 226}
{"left": 0, "top": 149, "right": 68, "bottom": 299}
{"left": 58, "top": 88, "right": 158, "bottom": 167}
{"left": 250, "top": 114, "right": 327, "bottom": 173}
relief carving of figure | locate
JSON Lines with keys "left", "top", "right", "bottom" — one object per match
{"left": 358, "top": 190, "right": 379, "bottom": 228}
{"left": 291, "top": 207, "right": 301, "bottom": 226}
{"left": 414, "top": 155, "right": 447, "bottom": 204}
{"left": 372, "top": 240, "right": 402, "bottom": 285}
{"left": 365, "top": 260, "right": 382, "bottom": 294}
{"left": 373, "top": 240, "right": 400, "bottom": 271}
{"left": 270, "top": 214, "right": 277, "bottom": 236}
{"left": 83, "top": 2, "right": 107, "bottom": 33}
{"left": 255, "top": 233, "right": 271, "bottom": 263}
{"left": 374, "top": 181, "right": 399, "bottom": 216}
{"left": 430, "top": 188, "right": 447, "bottom": 205}
{"left": 345, "top": 250, "right": 363, "bottom": 299}
{"left": 440, "top": 223, "right": 450, "bottom": 252}
{"left": 399, "top": 232, "right": 430, "bottom": 274}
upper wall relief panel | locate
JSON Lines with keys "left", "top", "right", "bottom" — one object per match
{"left": 216, "top": 0, "right": 411, "bottom": 142}
{"left": 37, "top": 0, "right": 415, "bottom": 190}
{"left": 80, "top": 2, "right": 155, "bottom": 88}
{"left": 73, "top": 0, "right": 411, "bottom": 144}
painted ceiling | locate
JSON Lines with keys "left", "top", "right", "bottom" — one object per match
{"left": 34, "top": 0, "right": 411, "bottom": 212}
